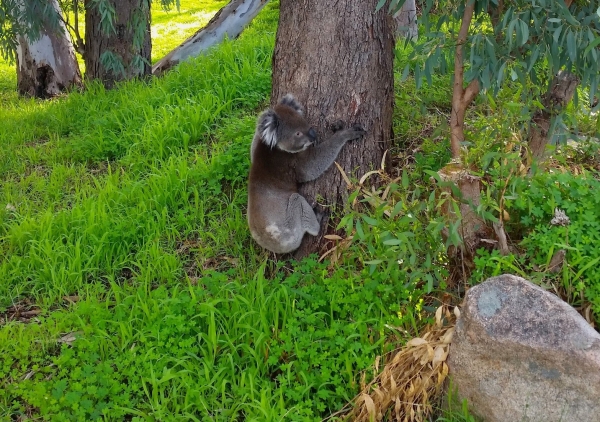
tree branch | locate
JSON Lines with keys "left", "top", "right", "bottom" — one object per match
{"left": 55, "top": 1, "right": 85, "bottom": 56}
{"left": 463, "top": 78, "right": 480, "bottom": 106}
{"left": 488, "top": 0, "right": 504, "bottom": 30}
{"left": 450, "top": 0, "right": 476, "bottom": 159}
{"left": 454, "top": 0, "right": 476, "bottom": 92}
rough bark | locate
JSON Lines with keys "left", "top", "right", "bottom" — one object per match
{"left": 437, "top": 165, "right": 488, "bottom": 261}
{"left": 394, "top": 0, "right": 418, "bottom": 41}
{"left": 84, "top": 0, "right": 151, "bottom": 88}
{"left": 15, "top": 0, "right": 81, "bottom": 98}
{"left": 526, "top": 0, "right": 577, "bottom": 162}
{"left": 528, "top": 71, "right": 579, "bottom": 160}
{"left": 153, "top": 0, "right": 269, "bottom": 76}
{"left": 272, "top": 0, "right": 395, "bottom": 259}
{"left": 450, "top": 0, "right": 479, "bottom": 160}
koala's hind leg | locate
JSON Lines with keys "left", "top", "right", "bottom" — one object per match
{"left": 287, "top": 193, "right": 321, "bottom": 239}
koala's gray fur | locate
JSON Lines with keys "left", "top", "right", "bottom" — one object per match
{"left": 247, "top": 94, "right": 366, "bottom": 254}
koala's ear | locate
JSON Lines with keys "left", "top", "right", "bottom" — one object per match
{"left": 258, "top": 109, "right": 279, "bottom": 148}
{"left": 279, "top": 94, "right": 304, "bottom": 115}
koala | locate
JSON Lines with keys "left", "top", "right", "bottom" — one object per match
{"left": 247, "top": 94, "right": 366, "bottom": 254}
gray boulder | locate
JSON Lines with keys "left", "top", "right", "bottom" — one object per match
{"left": 448, "top": 274, "right": 600, "bottom": 422}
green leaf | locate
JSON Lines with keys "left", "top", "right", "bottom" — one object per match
{"left": 364, "top": 259, "right": 383, "bottom": 265}
{"left": 566, "top": 30, "right": 576, "bottom": 63}
{"left": 497, "top": 61, "right": 507, "bottom": 86}
{"left": 527, "top": 45, "right": 540, "bottom": 73}
{"left": 518, "top": 20, "right": 529, "bottom": 46}
{"left": 390, "top": 201, "right": 404, "bottom": 218}
{"left": 355, "top": 219, "right": 364, "bottom": 240}
{"left": 553, "top": 25, "right": 562, "bottom": 44}
{"left": 375, "top": 0, "right": 387, "bottom": 12}
{"left": 383, "top": 239, "right": 402, "bottom": 246}
{"left": 506, "top": 19, "right": 517, "bottom": 50}
{"left": 401, "top": 64, "right": 410, "bottom": 82}
{"left": 583, "top": 36, "right": 600, "bottom": 56}
{"left": 362, "top": 216, "right": 379, "bottom": 226}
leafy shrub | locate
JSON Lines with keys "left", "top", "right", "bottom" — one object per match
{"left": 338, "top": 171, "right": 450, "bottom": 296}
{"left": 473, "top": 171, "right": 600, "bottom": 320}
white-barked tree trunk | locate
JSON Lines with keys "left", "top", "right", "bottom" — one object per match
{"left": 153, "top": 0, "right": 269, "bottom": 76}
{"left": 16, "top": 0, "right": 81, "bottom": 98}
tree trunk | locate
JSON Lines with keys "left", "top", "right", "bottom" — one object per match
{"left": 526, "top": 0, "right": 577, "bottom": 162}
{"left": 272, "top": 0, "right": 395, "bottom": 259}
{"left": 527, "top": 71, "right": 579, "bottom": 160}
{"left": 83, "top": 0, "right": 151, "bottom": 88}
{"left": 450, "top": 0, "right": 479, "bottom": 160}
{"left": 394, "top": 0, "right": 418, "bottom": 41}
{"left": 153, "top": 0, "right": 269, "bottom": 76}
{"left": 15, "top": 0, "right": 81, "bottom": 98}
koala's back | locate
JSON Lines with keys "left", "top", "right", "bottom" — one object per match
{"left": 248, "top": 138, "right": 300, "bottom": 251}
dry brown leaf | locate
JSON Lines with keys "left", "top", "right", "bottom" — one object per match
{"left": 420, "top": 345, "right": 434, "bottom": 365}
{"left": 454, "top": 306, "right": 461, "bottom": 318}
{"left": 359, "top": 170, "right": 381, "bottom": 186}
{"left": 335, "top": 307, "right": 459, "bottom": 422}
{"left": 441, "top": 327, "right": 454, "bottom": 344}
{"left": 21, "top": 309, "right": 41, "bottom": 317}
{"left": 360, "top": 393, "right": 377, "bottom": 420}
{"left": 334, "top": 161, "right": 353, "bottom": 188}
{"left": 441, "top": 362, "right": 449, "bottom": 379}
{"left": 380, "top": 149, "right": 388, "bottom": 171}
{"left": 432, "top": 345, "right": 448, "bottom": 368}
{"left": 324, "top": 234, "right": 344, "bottom": 240}
{"left": 58, "top": 331, "right": 83, "bottom": 346}
{"left": 395, "top": 397, "right": 402, "bottom": 421}
{"left": 406, "top": 338, "right": 428, "bottom": 348}
{"left": 435, "top": 306, "right": 443, "bottom": 327}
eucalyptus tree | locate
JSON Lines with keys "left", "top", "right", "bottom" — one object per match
{"left": 272, "top": 0, "right": 396, "bottom": 258}
{"left": 153, "top": 0, "right": 269, "bottom": 76}
{"left": 384, "top": 0, "right": 600, "bottom": 160}
{"left": 1, "top": 0, "right": 81, "bottom": 97}
{"left": 0, "top": 0, "right": 179, "bottom": 91}
{"left": 82, "top": 0, "right": 152, "bottom": 88}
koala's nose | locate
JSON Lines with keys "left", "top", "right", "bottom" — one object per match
{"left": 308, "top": 128, "right": 317, "bottom": 141}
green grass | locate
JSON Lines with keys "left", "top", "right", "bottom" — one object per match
{"left": 0, "top": 3, "right": 432, "bottom": 420}
{"left": 152, "top": 0, "right": 229, "bottom": 62}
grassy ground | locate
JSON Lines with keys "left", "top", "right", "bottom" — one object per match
{"left": 1, "top": 1, "right": 599, "bottom": 421}
{"left": 0, "top": 3, "right": 430, "bottom": 420}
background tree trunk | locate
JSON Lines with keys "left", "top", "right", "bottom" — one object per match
{"left": 272, "top": 0, "right": 395, "bottom": 259}
{"left": 153, "top": 0, "right": 269, "bottom": 76}
{"left": 394, "top": 0, "right": 418, "bottom": 41}
{"left": 528, "top": 71, "right": 579, "bottom": 160}
{"left": 84, "top": 0, "right": 151, "bottom": 88}
{"left": 16, "top": 0, "right": 81, "bottom": 98}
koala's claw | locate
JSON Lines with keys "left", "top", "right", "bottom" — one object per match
{"left": 330, "top": 120, "right": 346, "bottom": 133}
{"left": 352, "top": 124, "right": 366, "bottom": 134}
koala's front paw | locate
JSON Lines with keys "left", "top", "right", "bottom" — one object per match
{"left": 345, "top": 124, "right": 366, "bottom": 142}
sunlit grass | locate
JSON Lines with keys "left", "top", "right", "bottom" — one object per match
{"left": 152, "top": 0, "right": 229, "bottom": 62}
{"left": 0, "top": 2, "right": 427, "bottom": 420}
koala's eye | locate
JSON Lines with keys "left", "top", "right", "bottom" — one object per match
{"left": 295, "top": 131, "right": 303, "bottom": 137}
